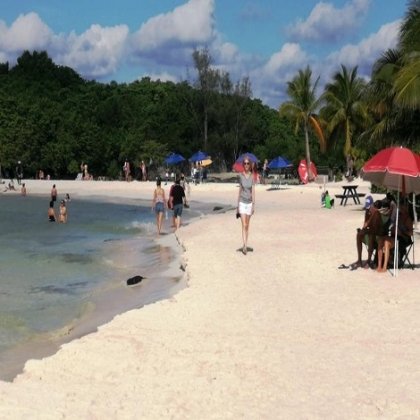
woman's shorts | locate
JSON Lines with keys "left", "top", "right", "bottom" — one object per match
{"left": 239, "top": 201, "right": 252, "bottom": 216}
{"left": 155, "top": 202, "right": 164, "bottom": 214}
{"left": 173, "top": 203, "right": 183, "bottom": 218}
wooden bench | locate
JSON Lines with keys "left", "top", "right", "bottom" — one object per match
{"left": 357, "top": 193, "right": 366, "bottom": 198}
{"left": 334, "top": 194, "right": 346, "bottom": 199}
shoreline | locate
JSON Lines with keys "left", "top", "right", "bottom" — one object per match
{"left": 0, "top": 187, "right": 228, "bottom": 381}
{"left": 1, "top": 178, "right": 420, "bottom": 418}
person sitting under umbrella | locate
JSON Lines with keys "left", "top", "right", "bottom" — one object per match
{"left": 350, "top": 197, "right": 383, "bottom": 270}
{"left": 376, "top": 201, "right": 413, "bottom": 273}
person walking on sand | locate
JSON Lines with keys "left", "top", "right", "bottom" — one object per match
{"left": 51, "top": 184, "right": 57, "bottom": 202}
{"left": 21, "top": 183, "right": 26, "bottom": 196}
{"left": 237, "top": 157, "right": 255, "bottom": 255}
{"left": 169, "top": 176, "right": 187, "bottom": 230}
{"left": 59, "top": 200, "right": 67, "bottom": 223}
{"left": 151, "top": 178, "right": 168, "bottom": 235}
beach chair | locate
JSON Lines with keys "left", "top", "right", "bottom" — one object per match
{"left": 398, "top": 235, "right": 415, "bottom": 269}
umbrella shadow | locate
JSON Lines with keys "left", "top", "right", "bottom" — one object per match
{"left": 266, "top": 187, "right": 290, "bottom": 191}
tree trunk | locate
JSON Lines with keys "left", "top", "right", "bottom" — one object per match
{"left": 204, "top": 111, "right": 208, "bottom": 151}
{"left": 305, "top": 120, "right": 314, "bottom": 181}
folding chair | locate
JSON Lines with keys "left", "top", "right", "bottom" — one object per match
{"left": 399, "top": 235, "right": 415, "bottom": 269}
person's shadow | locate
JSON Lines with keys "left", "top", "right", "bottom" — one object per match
{"left": 236, "top": 246, "right": 254, "bottom": 254}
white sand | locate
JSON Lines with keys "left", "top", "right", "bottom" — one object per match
{"left": 1, "top": 178, "right": 420, "bottom": 419}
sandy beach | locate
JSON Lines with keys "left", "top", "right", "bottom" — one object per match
{"left": 1, "top": 177, "right": 420, "bottom": 419}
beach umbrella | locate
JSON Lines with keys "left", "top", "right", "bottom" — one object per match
{"left": 360, "top": 147, "right": 420, "bottom": 194}
{"left": 298, "top": 159, "right": 317, "bottom": 184}
{"left": 361, "top": 146, "right": 420, "bottom": 276}
{"left": 268, "top": 156, "right": 292, "bottom": 169}
{"left": 236, "top": 153, "right": 259, "bottom": 164}
{"left": 233, "top": 153, "right": 259, "bottom": 172}
{"left": 196, "top": 158, "right": 212, "bottom": 167}
{"left": 190, "top": 151, "right": 209, "bottom": 163}
{"left": 164, "top": 153, "right": 185, "bottom": 165}
{"left": 268, "top": 157, "right": 292, "bottom": 187}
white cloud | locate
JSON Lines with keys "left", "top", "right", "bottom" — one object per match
{"left": 131, "top": 0, "right": 215, "bottom": 52}
{"left": 325, "top": 20, "right": 401, "bottom": 78}
{"left": 0, "top": 13, "right": 52, "bottom": 51}
{"left": 286, "top": 0, "right": 371, "bottom": 43}
{"left": 263, "top": 43, "right": 309, "bottom": 76}
{"left": 56, "top": 24, "right": 129, "bottom": 78}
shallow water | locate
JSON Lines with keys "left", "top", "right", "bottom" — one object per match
{"left": 0, "top": 194, "right": 193, "bottom": 379}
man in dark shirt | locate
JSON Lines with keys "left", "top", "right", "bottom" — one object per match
{"left": 169, "top": 177, "right": 188, "bottom": 230}
{"left": 352, "top": 196, "right": 383, "bottom": 269}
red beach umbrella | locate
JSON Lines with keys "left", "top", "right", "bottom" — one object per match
{"left": 298, "top": 159, "right": 317, "bottom": 184}
{"left": 361, "top": 146, "right": 420, "bottom": 194}
{"left": 232, "top": 161, "right": 244, "bottom": 173}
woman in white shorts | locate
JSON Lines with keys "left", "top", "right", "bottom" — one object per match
{"left": 237, "top": 156, "right": 255, "bottom": 255}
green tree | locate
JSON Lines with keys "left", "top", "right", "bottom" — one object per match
{"left": 192, "top": 47, "right": 220, "bottom": 151}
{"left": 321, "top": 65, "right": 369, "bottom": 155}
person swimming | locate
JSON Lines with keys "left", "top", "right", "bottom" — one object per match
{"left": 59, "top": 200, "right": 67, "bottom": 223}
{"left": 48, "top": 201, "right": 56, "bottom": 222}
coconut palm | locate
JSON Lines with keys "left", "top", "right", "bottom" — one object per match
{"left": 279, "top": 66, "right": 325, "bottom": 180}
{"left": 320, "top": 65, "right": 369, "bottom": 155}
{"left": 363, "top": 0, "right": 420, "bottom": 148}
{"left": 363, "top": 48, "right": 414, "bottom": 147}
{"left": 394, "top": 0, "right": 420, "bottom": 109}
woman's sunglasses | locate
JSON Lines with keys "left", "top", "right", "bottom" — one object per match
{"left": 243, "top": 161, "right": 250, "bottom": 165}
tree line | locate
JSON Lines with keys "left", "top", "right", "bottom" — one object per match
{"left": 1, "top": 1, "right": 419, "bottom": 181}
{"left": 0, "top": 50, "right": 310, "bottom": 180}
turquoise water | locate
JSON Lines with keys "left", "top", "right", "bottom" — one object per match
{"left": 0, "top": 194, "right": 191, "bottom": 379}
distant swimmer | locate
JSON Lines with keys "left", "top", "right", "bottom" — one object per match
{"left": 126, "top": 275, "right": 145, "bottom": 286}
{"left": 59, "top": 200, "right": 67, "bottom": 223}
{"left": 48, "top": 201, "right": 56, "bottom": 222}
{"left": 51, "top": 184, "right": 57, "bottom": 202}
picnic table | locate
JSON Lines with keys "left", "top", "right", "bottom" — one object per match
{"left": 335, "top": 185, "right": 365, "bottom": 206}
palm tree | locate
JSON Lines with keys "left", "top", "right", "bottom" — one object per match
{"left": 320, "top": 65, "right": 369, "bottom": 155}
{"left": 394, "top": 0, "right": 420, "bottom": 110}
{"left": 363, "top": 0, "right": 420, "bottom": 149}
{"left": 279, "top": 66, "right": 325, "bottom": 181}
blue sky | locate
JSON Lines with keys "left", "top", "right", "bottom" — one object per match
{"left": 0, "top": 0, "right": 405, "bottom": 108}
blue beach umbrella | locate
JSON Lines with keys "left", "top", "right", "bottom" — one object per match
{"left": 236, "top": 153, "right": 259, "bottom": 164}
{"left": 268, "top": 156, "right": 292, "bottom": 187}
{"left": 268, "top": 156, "right": 292, "bottom": 169}
{"left": 190, "top": 151, "right": 209, "bottom": 163}
{"left": 164, "top": 153, "right": 185, "bottom": 165}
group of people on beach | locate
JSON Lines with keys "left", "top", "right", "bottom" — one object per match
{"left": 48, "top": 184, "right": 69, "bottom": 223}
{"left": 151, "top": 174, "right": 188, "bottom": 235}
{"left": 3, "top": 179, "right": 26, "bottom": 195}
{"left": 152, "top": 156, "right": 256, "bottom": 256}
{"left": 344, "top": 192, "right": 414, "bottom": 272}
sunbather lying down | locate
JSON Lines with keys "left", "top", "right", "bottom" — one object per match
{"left": 4, "top": 181, "right": 16, "bottom": 192}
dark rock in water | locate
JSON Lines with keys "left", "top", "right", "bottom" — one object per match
{"left": 126, "top": 275, "right": 145, "bottom": 286}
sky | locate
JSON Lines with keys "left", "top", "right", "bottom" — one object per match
{"left": 0, "top": 0, "right": 407, "bottom": 109}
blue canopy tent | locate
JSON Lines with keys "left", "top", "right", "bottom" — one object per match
{"left": 236, "top": 153, "right": 259, "bottom": 164}
{"left": 190, "top": 151, "right": 209, "bottom": 163}
{"left": 268, "top": 156, "right": 292, "bottom": 188}
{"left": 164, "top": 153, "right": 185, "bottom": 165}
